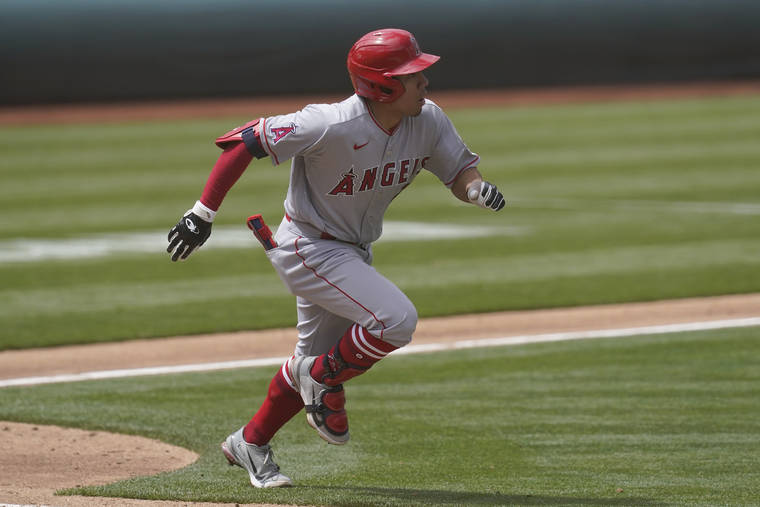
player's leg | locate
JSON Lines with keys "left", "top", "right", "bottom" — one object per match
{"left": 288, "top": 322, "right": 401, "bottom": 445}
{"left": 306, "top": 322, "right": 401, "bottom": 386}
{"left": 221, "top": 426, "right": 292, "bottom": 488}
{"left": 292, "top": 295, "right": 402, "bottom": 383}
{"left": 221, "top": 359, "right": 301, "bottom": 488}
{"left": 294, "top": 296, "right": 355, "bottom": 356}
{"left": 274, "top": 238, "right": 417, "bottom": 444}
{"left": 273, "top": 236, "right": 418, "bottom": 348}
{"left": 286, "top": 296, "right": 403, "bottom": 444}
{"left": 241, "top": 360, "right": 304, "bottom": 445}
{"left": 237, "top": 297, "right": 350, "bottom": 447}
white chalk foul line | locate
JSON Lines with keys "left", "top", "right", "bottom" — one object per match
{"left": 0, "top": 357, "right": 289, "bottom": 388}
{"left": 1, "top": 316, "right": 759, "bottom": 388}
{"left": 395, "top": 316, "right": 760, "bottom": 354}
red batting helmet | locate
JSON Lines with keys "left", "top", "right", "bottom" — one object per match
{"left": 347, "top": 28, "right": 440, "bottom": 103}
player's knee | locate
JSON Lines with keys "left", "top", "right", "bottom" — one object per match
{"left": 379, "top": 302, "right": 417, "bottom": 348}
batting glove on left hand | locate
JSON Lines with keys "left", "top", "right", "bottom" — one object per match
{"left": 167, "top": 210, "right": 212, "bottom": 262}
{"left": 468, "top": 180, "right": 506, "bottom": 211}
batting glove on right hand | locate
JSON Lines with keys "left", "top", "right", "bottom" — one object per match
{"left": 468, "top": 181, "right": 506, "bottom": 211}
{"left": 167, "top": 210, "right": 212, "bottom": 262}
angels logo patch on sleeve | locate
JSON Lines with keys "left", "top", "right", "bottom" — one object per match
{"left": 271, "top": 123, "right": 296, "bottom": 144}
{"left": 262, "top": 104, "right": 334, "bottom": 165}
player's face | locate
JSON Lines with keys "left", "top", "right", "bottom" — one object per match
{"left": 394, "top": 72, "right": 429, "bottom": 117}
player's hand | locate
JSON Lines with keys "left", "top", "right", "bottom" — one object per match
{"left": 167, "top": 211, "right": 212, "bottom": 261}
{"left": 468, "top": 181, "right": 506, "bottom": 211}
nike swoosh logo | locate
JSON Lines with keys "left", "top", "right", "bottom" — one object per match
{"left": 353, "top": 141, "right": 369, "bottom": 150}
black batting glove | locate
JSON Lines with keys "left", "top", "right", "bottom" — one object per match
{"left": 468, "top": 181, "right": 506, "bottom": 211}
{"left": 167, "top": 211, "right": 212, "bottom": 261}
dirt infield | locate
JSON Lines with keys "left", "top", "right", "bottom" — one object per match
{"left": 2, "top": 82, "right": 760, "bottom": 506}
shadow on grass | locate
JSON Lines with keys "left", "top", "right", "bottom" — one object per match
{"left": 311, "top": 485, "right": 664, "bottom": 506}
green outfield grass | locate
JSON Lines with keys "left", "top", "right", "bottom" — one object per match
{"left": 2, "top": 93, "right": 760, "bottom": 505}
{"left": 1, "top": 94, "right": 760, "bottom": 349}
{"left": 1, "top": 327, "right": 758, "bottom": 505}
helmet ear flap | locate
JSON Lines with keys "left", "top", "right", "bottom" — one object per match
{"left": 378, "top": 80, "right": 397, "bottom": 96}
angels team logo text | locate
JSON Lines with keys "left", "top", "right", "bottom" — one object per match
{"left": 329, "top": 169, "right": 357, "bottom": 195}
{"left": 271, "top": 123, "right": 296, "bottom": 144}
{"left": 328, "top": 157, "right": 430, "bottom": 196}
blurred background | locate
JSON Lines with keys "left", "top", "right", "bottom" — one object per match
{"left": 2, "top": 0, "right": 760, "bottom": 105}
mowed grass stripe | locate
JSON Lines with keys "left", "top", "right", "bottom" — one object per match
{"left": 0, "top": 273, "right": 287, "bottom": 317}
{"left": 468, "top": 106, "right": 760, "bottom": 148}
{"left": 476, "top": 114, "right": 760, "bottom": 144}
{"left": 451, "top": 94, "right": 760, "bottom": 127}
{"left": 1, "top": 168, "right": 287, "bottom": 203}
{"left": 512, "top": 197, "right": 760, "bottom": 215}
{"left": 2, "top": 237, "right": 757, "bottom": 319}
{"left": 486, "top": 139, "right": 760, "bottom": 168}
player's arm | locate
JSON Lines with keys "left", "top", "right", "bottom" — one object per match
{"left": 451, "top": 167, "right": 506, "bottom": 211}
{"left": 426, "top": 104, "right": 505, "bottom": 212}
{"left": 167, "top": 119, "right": 268, "bottom": 262}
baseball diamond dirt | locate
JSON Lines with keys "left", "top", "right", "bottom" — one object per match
{"left": 1, "top": 82, "right": 760, "bottom": 507}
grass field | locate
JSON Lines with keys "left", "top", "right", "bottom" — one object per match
{"left": 1, "top": 94, "right": 760, "bottom": 349}
{"left": 1, "top": 92, "right": 760, "bottom": 505}
{"left": 1, "top": 327, "right": 758, "bottom": 505}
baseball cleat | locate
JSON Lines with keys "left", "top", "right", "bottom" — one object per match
{"left": 288, "top": 355, "right": 350, "bottom": 445}
{"left": 221, "top": 427, "right": 292, "bottom": 488}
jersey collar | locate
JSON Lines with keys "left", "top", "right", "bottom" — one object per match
{"left": 361, "top": 96, "right": 400, "bottom": 136}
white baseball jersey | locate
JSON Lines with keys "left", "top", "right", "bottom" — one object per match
{"left": 257, "top": 94, "right": 479, "bottom": 245}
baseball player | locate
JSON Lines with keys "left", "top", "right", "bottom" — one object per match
{"left": 167, "top": 28, "right": 505, "bottom": 488}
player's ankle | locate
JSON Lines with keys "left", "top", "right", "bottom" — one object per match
{"left": 309, "top": 355, "right": 327, "bottom": 384}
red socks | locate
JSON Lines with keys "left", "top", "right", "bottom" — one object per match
{"left": 243, "top": 324, "right": 398, "bottom": 445}
{"left": 310, "top": 323, "right": 398, "bottom": 386}
{"left": 243, "top": 363, "right": 304, "bottom": 446}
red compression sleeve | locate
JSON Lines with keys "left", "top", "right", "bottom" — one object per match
{"left": 199, "top": 141, "right": 253, "bottom": 211}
